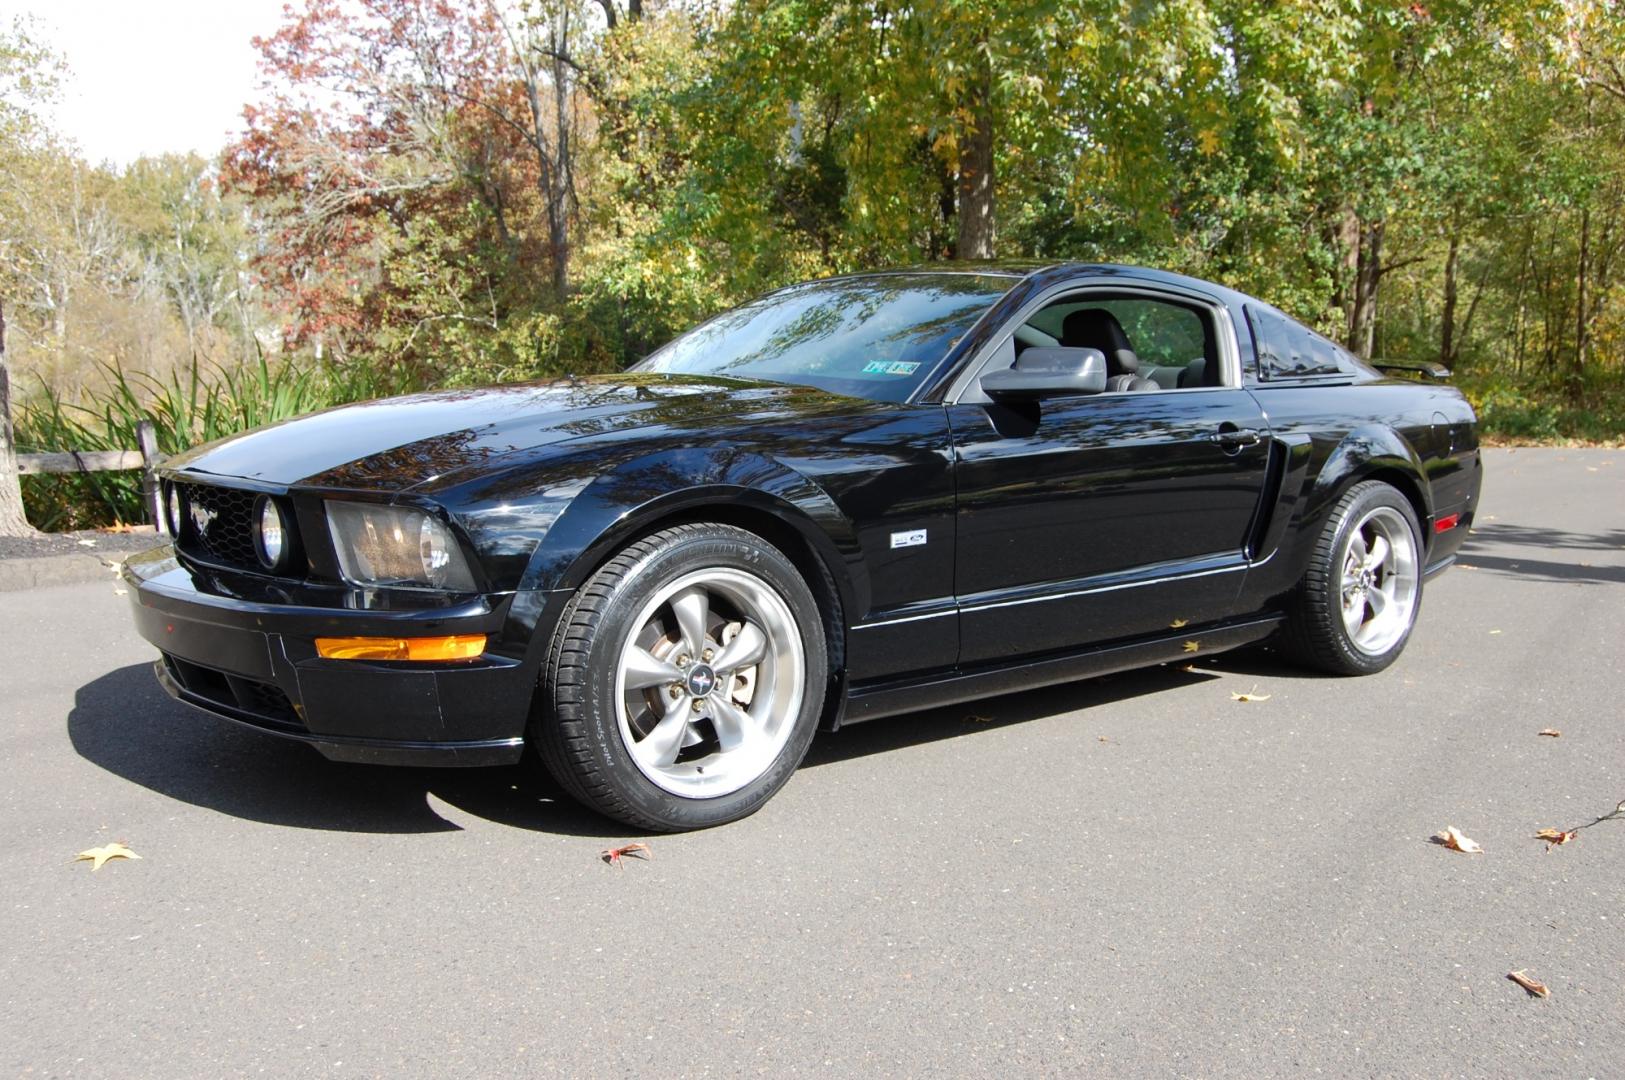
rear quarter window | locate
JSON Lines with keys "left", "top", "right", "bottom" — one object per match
{"left": 1246, "top": 305, "right": 1349, "bottom": 379}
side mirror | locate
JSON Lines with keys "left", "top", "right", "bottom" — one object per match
{"left": 979, "top": 347, "right": 1107, "bottom": 400}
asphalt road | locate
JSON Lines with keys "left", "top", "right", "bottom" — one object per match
{"left": 3, "top": 447, "right": 1621, "bottom": 1079}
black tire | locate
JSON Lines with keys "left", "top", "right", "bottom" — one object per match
{"left": 1281, "top": 480, "right": 1424, "bottom": 676}
{"left": 533, "top": 523, "right": 828, "bottom": 832}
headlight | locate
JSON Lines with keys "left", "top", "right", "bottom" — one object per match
{"left": 166, "top": 485, "right": 183, "bottom": 535}
{"left": 325, "top": 501, "right": 476, "bottom": 591}
{"left": 255, "top": 495, "right": 288, "bottom": 570}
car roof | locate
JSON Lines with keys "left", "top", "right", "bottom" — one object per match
{"left": 821, "top": 262, "right": 1255, "bottom": 306}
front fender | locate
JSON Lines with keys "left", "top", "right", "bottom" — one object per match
{"left": 519, "top": 447, "right": 863, "bottom": 620}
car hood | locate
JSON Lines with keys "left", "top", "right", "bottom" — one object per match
{"left": 165, "top": 373, "right": 855, "bottom": 491}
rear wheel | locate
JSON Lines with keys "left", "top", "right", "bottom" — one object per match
{"left": 1283, "top": 480, "right": 1423, "bottom": 675}
{"left": 534, "top": 523, "right": 827, "bottom": 832}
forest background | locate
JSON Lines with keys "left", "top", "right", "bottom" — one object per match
{"left": 2, "top": 0, "right": 1622, "bottom": 530}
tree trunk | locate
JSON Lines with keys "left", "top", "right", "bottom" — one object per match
{"left": 548, "top": 12, "right": 575, "bottom": 299}
{"left": 1573, "top": 202, "right": 1590, "bottom": 402}
{"left": 0, "top": 303, "right": 39, "bottom": 537}
{"left": 1511, "top": 228, "right": 1532, "bottom": 375}
{"left": 1347, "top": 219, "right": 1384, "bottom": 359}
{"left": 937, "top": 148, "right": 958, "bottom": 261}
{"left": 1457, "top": 260, "right": 1491, "bottom": 367}
{"left": 549, "top": 204, "right": 570, "bottom": 298}
{"left": 954, "top": 52, "right": 995, "bottom": 261}
{"left": 523, "top": 75, "right": 569, "bottom": 302}
{"left": 1439, "top": 229, "right": 1460, "bottom": 368}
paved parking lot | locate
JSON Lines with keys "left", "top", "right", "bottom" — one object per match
{"left": 3, "top": 447, "right": 1621, "bottom": 1078}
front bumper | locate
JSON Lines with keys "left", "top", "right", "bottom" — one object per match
{"left": 123, "top": 547, "right": 560, "bottom": 766}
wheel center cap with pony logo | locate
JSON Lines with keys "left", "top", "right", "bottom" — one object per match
{"left": 685, "top": 664, "right": 717, "bottom": 698}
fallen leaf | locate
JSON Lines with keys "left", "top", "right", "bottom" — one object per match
{"left": 1096, "top": 735, "right": 1110, "bottom": 743}
{"left": 1169, "top": 618, "right": 1189, "bottom": 629}
{"left": 1182, "top": 640, "right": 1200, "bottom": 653}
{"left": 101, "top": 521, "right": 139, "bottom": 534}
{"left": 1534, "top": 828, "right": 1576, "bottom": 849}
{"left": 1537, "top": 728, "right": 1561, "bottom": 738}
{"left": 1433, "top": 826, "right": 1484, "bottom": 854}
{"left": 76, "top": 538, "right": 97, "bottom": 547}
{"left": 74, "top": 841, "right": 141, "bottom": 871}
{"left": 1230, "top": 685, "right": 1271, "bottom": 703}
{"left": 600, "top": 842, "right": 651, "bottom": 867}
{"left": 1507, "top": 970, "right": 1550, "bottom": 998}
{"left": 1488, "top": 629, "right": 1502, "bottom": 635}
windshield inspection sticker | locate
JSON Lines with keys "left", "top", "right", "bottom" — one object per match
{"left": 862, "top": 360, "right": 921, "bottom": 376}
{"left": 890, "top": 529, "right": 928, "bottom": 549}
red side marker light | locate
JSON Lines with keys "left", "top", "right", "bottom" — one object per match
{"left": 1434, "top": 513, "right": 1460, "bottom": 534}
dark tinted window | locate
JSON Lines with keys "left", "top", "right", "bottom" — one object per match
{"left": 1029, "top": 297, "right": 1211, "bottom": 367}
{"left": 1247, "top": 305, "right": 1345, "bottom": 379}
{"left": 636, "top": 274, "right": 1014, "bottom": 402}
{"left": 1011, "top": 292, "right": 1219, "bottom": 390}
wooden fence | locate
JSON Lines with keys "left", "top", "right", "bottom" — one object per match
{"left": 15, "top": 420, "right": 167, "bottom": 533}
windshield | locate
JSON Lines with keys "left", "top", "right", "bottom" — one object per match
{"left": 634, "top": 273, "right": 1016, "bottom": 402}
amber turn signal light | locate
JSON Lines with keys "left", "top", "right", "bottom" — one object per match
{"left": 315, "top": 634, "right": 486, "bottom": 661}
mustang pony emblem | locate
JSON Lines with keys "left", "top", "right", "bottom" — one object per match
{"left": 685, "top": 664, "right": 717, "bottom": 698}
{"left": 189, "top": 503, "right": 217, "bottom": 534}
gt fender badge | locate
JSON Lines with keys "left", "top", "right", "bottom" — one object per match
{"left": 890, "top": 529, "right": 927, "bottom": 549}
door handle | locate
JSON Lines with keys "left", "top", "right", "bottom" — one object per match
{"left": 1210, "top": 426, "right": 1262, "bottom": 451}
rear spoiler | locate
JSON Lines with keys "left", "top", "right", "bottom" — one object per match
{"left": 1371, "top": 359, "right": 1452, "bottom": 381}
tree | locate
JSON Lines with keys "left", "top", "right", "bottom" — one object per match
{"left": 0, "top": 15, "right": 63, "bottom": 536}
{"left": 0, "top": 302, "right": 30, "bottom": 536}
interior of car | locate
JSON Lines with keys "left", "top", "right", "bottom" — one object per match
{"left": 1010, "top": 294, "right": 1223, "bottom": 392}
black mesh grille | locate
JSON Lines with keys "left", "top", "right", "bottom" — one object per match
{"left": 176, "top": 482, "right": 260, "bottom": 570}
{"left": 225, "top": 675, "right": 302, "bottom": 726}
{"left": 163, "top": 653, "right": 304, "bottom": 731}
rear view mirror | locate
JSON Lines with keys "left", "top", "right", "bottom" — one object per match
{"left": 980, "top": 347, "right": 1107, "bottom": 400}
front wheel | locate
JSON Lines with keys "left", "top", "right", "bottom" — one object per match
{"left": 1282, "top": 480, "right": 1423, "bottom": 675}
{"left": 534, "top": 523, "right": 827, "bottom": 832}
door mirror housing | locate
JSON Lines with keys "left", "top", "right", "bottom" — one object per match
{"left": 979, "top": 347, "right": 1108, "bottom": 400}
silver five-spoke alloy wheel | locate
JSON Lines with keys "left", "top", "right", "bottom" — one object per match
{"left": 614, "top": 567, "right": 806, "bottom": 798}
{"left": 1338, "top": 504, "right": 1419, "bottom": 656}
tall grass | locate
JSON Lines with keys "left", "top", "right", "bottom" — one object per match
{"left": 17, "top": 358, "right": 420, "bottom": 530}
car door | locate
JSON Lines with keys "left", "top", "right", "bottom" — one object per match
{"left": 944, "top": 283, "right": 1273, "bottom": 666}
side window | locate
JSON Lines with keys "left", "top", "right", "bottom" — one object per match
{"left": 1017, "top": 293, "right": 1220, "bottom": 391}
{"left": 1247, "top": 305, "right": 1344, "bottom": 379}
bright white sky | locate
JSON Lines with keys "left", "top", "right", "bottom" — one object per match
{"left": 9, "top": 0, "right": 291, "bottom": 167}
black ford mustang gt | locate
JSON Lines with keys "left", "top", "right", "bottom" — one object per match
{"left": 125, "top": 263, "right": 1482, "bottom": 831}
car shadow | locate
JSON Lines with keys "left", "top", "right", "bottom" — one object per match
{"left": 1463, "top": 522, "right": 1625, "bottom": 553}
{"left": 73, "top": 648, "right": 1311, "bottom": 836}
{"left": 1458, "top": 523, "right": 1625, "bottom": 586}
{"left": 68, "top": 663, "right": 626, "bottom": 838}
